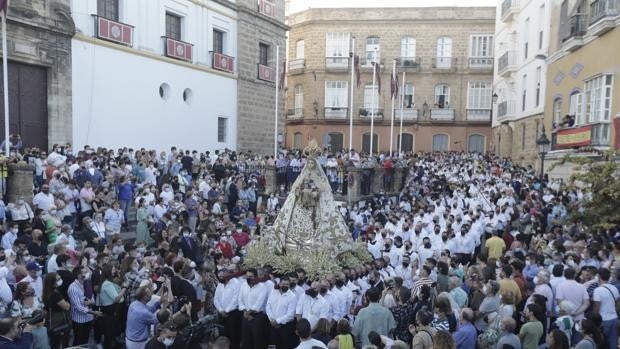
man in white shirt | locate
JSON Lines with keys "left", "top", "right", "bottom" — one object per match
{"left": 1, "top": 223, "right": 18, "bottom": 250}
{"left": 266, "top": 277, "right": 298, "bottom": 349}
{"left": 214, "top": 272, "right": 242, "bottom": 349}
{"left": 592, "top": 268, "right": 619, "bottom": 349}
{"left": 367, "top": 232, "right": 382, "bottom": 260}
{"left": 238, "top": 268, "right": 269, "bottom": 349}
{"left": 394, "top": 255, "right": 414, "bottom": 288}
{"left": 556, "top": 268, "right": 590, "bottom": 322}
{"left": 19, "top": 262, "right": 43, "bottom": 298}
{"left": 56, "top": 225, "right": 77, "bottom": 252}
{"left": 32, "top": 185, "right": 54, "bottom": 213}
{"left": 294, "top": 318, "right": 327, "bottom": 349}
{"left": 297, "top": 282, "right": 330, "bottom": 330}
{"left": 46, "top": 243, "right": 66, "bottom": 273}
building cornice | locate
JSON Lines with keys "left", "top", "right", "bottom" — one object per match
{"left": 237, "top": 5, "right": 289, "bottom": 31}
{"left": 288, "top": 18, "right": 495, "bottom": 29}
{"left": 285, "top": 119, "right": 492, "bottom": 127}
{"left": 73, "top": 33, "right": 238, "bottom": 80}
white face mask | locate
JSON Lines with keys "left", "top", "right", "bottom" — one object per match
{"left": 163, "top": 338, "right": 174, "bottom": 347}
{"left": 56, "top": 279, "right": 63, "bottom": 287}
{"left": 23, "top": 256, "right": 32, "bottom": 262}
{"left": 183, "top": 233, "right": 190, "bottom": 238}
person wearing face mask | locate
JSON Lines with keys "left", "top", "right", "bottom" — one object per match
{"left": 297, "top": 281, "right": 330, "bottom": 331}
{"left": 238, "top": 268, "right": 269, "bottom": 349}
{"left": 266, "top": 277, "right": 299, "bottom": 349}
{"left": 394, "top": 255, "right": 413, "bottom": 289}
{"left": 32, "top": 185, "right": 55, "bottom": 213}
{"left": 145, "top": 321, "right": 177, "bottom": 349}
{"left": 6, "top": 198, "right": 34, "bottom": 231}
{"left": 19, "top": 262, "right": 43, "bottom": 298}
{"left": 367, "top": 231, "right": 382, "bottom": 260}
{"left": 126, "top": 285, "right": 172, "bottom": 349}
{"left": 214, "top": 270, "right": 242, "bottom": 349}
{"left": 179, "top": 228, "right": 202, "bottom": 264}
{"left": 67, "top": 265, "right": 103, "bottom": 346}
{"left": 1, "top": 223, "right": 18, "bottom": 250}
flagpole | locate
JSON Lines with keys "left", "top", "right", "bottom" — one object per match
{"left": 349, "top": 37, "right": 355, "bottom": 156}
{"left": 274, "top": 44, "right": 279, "bottom": 157}
{"left": 389, "top": 59, "right": 396, "bottom": 157}
{"left": 399, "top": 71, "right": 405, "bottom": 155}
{"left": 370, "top": 48, "right": 377, "bottom": 158}
{"left": 2, "top": 11, "right": 9, "bottom": 156}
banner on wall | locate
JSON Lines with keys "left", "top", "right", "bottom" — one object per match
{"left": 614, "top": 116, "right": 620, "bottom": 149}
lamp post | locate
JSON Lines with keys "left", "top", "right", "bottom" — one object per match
{"left": 536, "top": 126, "right": 551, "bottom": 182}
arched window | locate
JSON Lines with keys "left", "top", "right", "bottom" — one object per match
{"left": 552, "top": 98, "right": 562, "bottom": 128}
{"left": 432, "top": 134, "right": 449, "bottom": 152}
{"left": 434, "top": 84, "right": 450, "bottom": 109}
{"left": 397, "top": 133, "right": 414, "bottom": 152}
{"left": 436, "top": 37, "right": 452, "bottom": 68}
{"left": 362, "top": 133, "right": 378, "bottom": 154}
{"left": 294, "top": 84, "right": 303, "bottom": 117}
{"left": 293, "top": 132, "right": 303, "bottom": 149}
{"left": 468, "top": 134, "right": 485, "bottom": 153}
{"left": 400, "top": 37, "right": 416, "bottom": 60}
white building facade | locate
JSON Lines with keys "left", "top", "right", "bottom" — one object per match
{"left": 71, "top": 0, "right": 238, "bottom": 152}
{"left": 493, "top": 0, "right": 551, "bottom": 163}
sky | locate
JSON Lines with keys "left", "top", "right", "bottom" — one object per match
{"left": 289, "top": 0, "right": 497, "bottom": 13}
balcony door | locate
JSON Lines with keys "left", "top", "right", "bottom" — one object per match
{"left": 362, "top": 133, "right": 378, "bottom": 154}
{"left": 432, "top": 134, "right": 449, "bottom": 151}
{"left": 468, "top": 134, "right": 485, "bottom": 153}
{"left": 397, "top": 133, "right": 414, "bottom": 152}
{"left": 97, "top": 0, "right": 119, "bottom": 21}
{"left": 436, "top": 37, "right": 452, "bottom": 68}
{"left": 326, "top": 132, "right": 344, "bottom": 152}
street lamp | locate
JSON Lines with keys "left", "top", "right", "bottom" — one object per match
{"left": 536, "top": 126, "right": 551, "bottom": 182}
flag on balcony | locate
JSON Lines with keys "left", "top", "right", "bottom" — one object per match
{"left": 354, "top": 55, "right": 361, "bottom": 88}
{"left": 278, "top": 59, "right": 286, "bottom": 90}
{"left": 0, "top": 0, "right": 8, "bottom": 15}
{"left": 373, "top": 61, "right": 381, "bottom": 95}
{"left": 390, "top": 65, "right": 399, "bottom": 100}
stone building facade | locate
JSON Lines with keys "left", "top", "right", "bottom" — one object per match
{"left": 0, "top": 0, "right": 75, "bottom": 150}
{"left": 285, "top": 6, "right": 495, "bottom": 154}
{"left": 236, "top": 0, "right": 287, "bottom": 155}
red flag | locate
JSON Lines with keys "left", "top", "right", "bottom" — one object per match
{"left": 278, "top": 60, "right": 286, "bottom": 90}
{"left": 373, "top": 62, "right": 381, "bottom": 95}
{"left": 0, "top": 0, "right": 8, "bottom": 15}
{"left": 354, "top": 55, "right": 361, "bottom": 88}
{"left": 390, "top": 68, "right": 399, "bottom": 100}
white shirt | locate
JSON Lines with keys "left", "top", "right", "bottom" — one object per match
{"left": 394, "top": 265, "right": 413, "bottom": 288}
{"left": 299, "top": 295, "right": 330, "bottom": 330}
{"left": 7, "top": 203, "right": 33, "bottom": 221}
{"left": 266, "top": 289, "right": 297, "bottom": 324}
{"left": 144, "top": 167, "right": 158, "bottom": 185}
{"left": 160, "top": 190, "right": 174, "bottom": 205}
{"left": 367, "top": 241, "right": 382, "bottom": 259}
{"left": 56, "top": 233, "right": 77, "bottom": 251}
{"left": 214, "top": 279, "right": 241, "bottom": 313}
{"left": 47, "top": 254, "right": 59, "bottom": 273}
{"left": 593, "top": 284, "right": 619, "bottom": 321}
{"left": 0, "top": 267, "right": 13, "bottom": 304}
{"left": 295, "top": 338, "right": 328, "bottom": 349}
{"left": 32, "top": 192, "right": 55, "bottom": 212}
{"left": 238, "top": 281, "right": 268, "bottom": 313}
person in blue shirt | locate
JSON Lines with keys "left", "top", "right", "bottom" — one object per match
{"left": 523, "top": 254, "right": 541, "bottom": 282}
{"left": 117, "top": 176, "right": 135, "bottom": 226}
{"left": 452, "top": 308, "right": 477, "bottom": 349}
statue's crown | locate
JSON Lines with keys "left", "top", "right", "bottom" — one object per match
{"left": 303, "top": 139, "right": 321, "bottom": 158}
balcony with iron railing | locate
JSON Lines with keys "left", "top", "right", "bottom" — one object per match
{"left": 466, "top": 109, "right": 492, "bottom": 121}
{"left": 430, "top": 108, "right": 455, "bottom": 121}
{"left": 431, "top": 57, "right": 457, "bottom": 72}
{"left": 287, "top": 108, "right": 304, "bottom": 119}
{"left": 163, "top": 37, "right": 193, "bottom": 62}
{"left": 562, "top": 14, "right": 587, "bottom": 51}
{"left": 501, "top": 0, "right": 520, "bottom": 22}
{"left": 361, "top": 59, "right": 385, "bottom": 70}
{"left": 359, "top": 108, "right": 384, "bottom": 119}
{"left": 395, "top": 108, "right": 418, "bottom": 120}
{"left": 496, "top": 100, "right": 516, "bottom": 120}
{"left": 210, "top": 52, "right": 234, "bottom": 73}
{"left": 324, "top": 107, "right": 348, "bottom": 119}
{"left": 289, "top": 58, "right": 305, "bottom": 74}
{"left": 325, "top": 57, "right": 350, "bottom": 71}
{"left": 93, "top": 15, "right": 134, "bottom": 46}
{"left": 498, "top": 51, "right": 517, "bottom": 77}
{"left": 551, "top": 122, "right": 611, "bottom": 150}
{"left": 468, "top": 57, "right": 494, "bottom": 71}
{"left": 397, "top": 57, "right": 421, "bottom": 71}
{"left": 589, "top": 0, "right": 619, "bottom": 36}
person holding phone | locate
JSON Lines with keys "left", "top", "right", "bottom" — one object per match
{"left": 67, "top": 265, "right": 103, "bottom": 346}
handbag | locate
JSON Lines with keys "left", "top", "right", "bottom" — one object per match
{"left": 46, "top": 296, "right": 71, "bottom": 335}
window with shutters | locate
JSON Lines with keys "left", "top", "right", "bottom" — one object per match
{"left": 364, "top": 85, "right": 380, "bottom": 112}
{"left": 522, "top": 74, "right": 528, "bottom": 111}
{"left": 584, "top": 74, "right": 613, "bottom": 124}
{"left": 467, "top": 81, "right": 492, "bottom": 109}
{"left": 294, "top": 85, "right": 304, "bottom": 115}
{"left": 432, "top": 134, "right": 449, "bottom": 152}
{"left": 213, "top": 29, "right": 224, "bottom": 53}
{"left": 434, "top": 84, "right": 450, "bottom": 109}
{"left": 293, "top": 132, "right": 303, "bottom": 149}
{"left": 366, "top": 37, "right": 381, "bottom": 63}
{"left": 553, "top": 98, "right": 563, "bottom": 128}
{"left": 403, "top": 84, "right": 414, "bottom": 109}
{"left": 469, "top": 35, "right": 494, "bottom": 58}
{"left": 259, "top": 43, "right": 270, "bottom": 65}
{"left": 97, "top": 0, "right": 119, "bottom": 21}
{"left": 400, "top": 37, "right": 416, "bottom": 59}
{"left": 296, "top": 40, "right": 305, "bottom": 59}
{"left": 535, "top": 67, "right": 542, "bottom": 107}
{"left": 166, "top": 13, "right": 182, "bottom": 40}
{"left": 468, "top": 134, "right": 485, "bottom": 153}
{"left": 217, "top": 117, "right": 227, "bottom": 143}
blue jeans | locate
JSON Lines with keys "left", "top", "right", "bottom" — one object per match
{"left": 119, "top": 199, "right": 131, "bottom": 223}
{"left": 602, "top": 318, "right": 618, "bottom": 349}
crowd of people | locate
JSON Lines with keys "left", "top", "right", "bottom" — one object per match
{"left": 0, "top": 143, "right": 617, "bottom": 349}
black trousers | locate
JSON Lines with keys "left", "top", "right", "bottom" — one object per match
{"left": 101, "top": 304, "right": 120, "bottom": 349}
{"left": 269, "top": 320, "right": 299, "bottom": 349}
{"left": 221, "top": 310, "right": 242, "bottom": 349}
{"left": 241, "top": 312, "right": 268, "bottom": 349}
{"left": 72, "top": 320, "right": 93, "bottom": 346}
